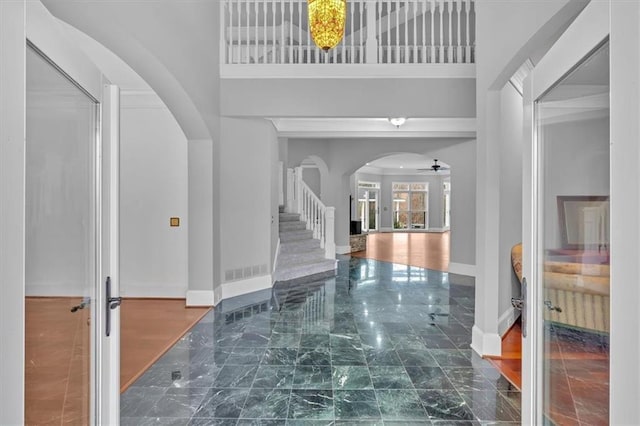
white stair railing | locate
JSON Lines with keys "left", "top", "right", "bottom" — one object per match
{"left": 288, "top": 167, "right": 335, "bottom": 260}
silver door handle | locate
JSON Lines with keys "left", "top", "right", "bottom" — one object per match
{"left": 105, "top": 276, "right": 122, "bottom": 337}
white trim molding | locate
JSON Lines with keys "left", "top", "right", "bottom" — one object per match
{"left": 336, "top": 245, "right": 352, "bottom": 255}
{"left": 498, "top": 306, "right": 520, "bottom": 337}
{"left": 221, "top": 274, "right": 273, "bottom": 301}
{"left": 470, "top": 325, "right": 502, "bottom": 357}
{"left": 448, "top": 262, "right": 476, "bottom": 277}
{"left": 186, "top": 290, "right": 215, "bottom": 307}
{"left": 221, "top": 64, "right": 476, "bottom": 79}
{"left": 271, "top": 117, "right": 476, "bottom": 139}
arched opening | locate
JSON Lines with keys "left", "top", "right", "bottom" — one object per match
{"left": 350, "top": 153, "right": 452, "bottom": 272}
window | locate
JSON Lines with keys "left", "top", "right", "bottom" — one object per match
{"left": 357, "top": 181, "right": 380, "bottom": 231}
{"left": 392, "top": 182, "right": 428, "bottom": 230}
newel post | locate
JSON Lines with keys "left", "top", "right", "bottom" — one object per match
{"left": 295, "top": 166, "right": 304, "bottom": 218}
{"left": 286, "top": 168, "right": 295, "bottom": 213}
{"left": 325, "top": 207, "right": 336, "bottom": 259}
{"left": 365, "top": 0, "right": 378, "bottom": 63}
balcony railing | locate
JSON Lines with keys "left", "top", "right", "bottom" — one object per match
{"left": 220, "top": 0, "right": 475, "bottom": 66}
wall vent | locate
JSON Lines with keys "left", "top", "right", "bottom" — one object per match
{"left": 224, "top": 264, "right": 270, "bottom": 283}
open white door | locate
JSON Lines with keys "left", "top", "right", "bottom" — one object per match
{"left": 522, "top": 2, "right": 610, "bottom": 424}
{"left": 24, "top": 3, "right": 121, "bottom": 424}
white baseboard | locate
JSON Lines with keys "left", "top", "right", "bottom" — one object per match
{"left": 222, "top": 274, "right": 272, "bottom": 301}
{"left": 498, "top": 306, "right": 520, "bottom": 337}
{"left": 186, "top": 290, "right": 215, "bottom": 307}
{"left": 26, "top": 283, "right": 83, "bottom": 297}
{"left": 470, "top": 325, "right": 502, "bottom": 357}
{"left": 448, "top": 262, "right": 476, "bottom": 277}
{"left": 428, "top": 227, "right": 447, "bottom": 233}
{"left": 120, "top": 282, "right": 187, "bottom": 298}
{"left": 213, "top": 286, "right": 223, "bottom": 306}
{"left": 380, "top": 227, "right": 394, "bottom": 232}
{"left": 336, "top": 245, "right": 351, "bottom": 254}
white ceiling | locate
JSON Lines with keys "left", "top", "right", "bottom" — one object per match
{"left": 359, "top": 153, "right": 451, "bottom": 176}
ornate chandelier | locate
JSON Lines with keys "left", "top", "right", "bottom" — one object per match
{"left": 307, "top": 0, "right": 347, "bottom": 51}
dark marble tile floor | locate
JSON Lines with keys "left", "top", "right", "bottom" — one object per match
{"left": 121, "top": 256, "right": 521, "bottom": 425}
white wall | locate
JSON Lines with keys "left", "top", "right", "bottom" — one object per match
{"left": 288, "top": 137, "right": 476, "bottom": 268}
{"left": 221, "top": 78, "right": 476, "bottom": 118}
{"left": 497, "top": 82, "right": 524, "bottom": 334}
{"left": 119, "top": 93, "right": 189, "bottom": 297}
{"left": 219, "top": 117, "right": 277, "bottom": 297}
{"left": 302, "top": 167, "right": 321, "bottom": 197}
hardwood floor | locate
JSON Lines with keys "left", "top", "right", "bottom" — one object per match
{"left": 25, "top": 297, "right": 209, "bottom": 425}
{"left": 351, "top": 231, "right": 450, "bottom": 272}
{"left": 487, "top": 322, "right": 523, "bottom": 390}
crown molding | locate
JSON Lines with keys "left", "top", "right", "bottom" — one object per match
{"left": 271, "top": 117, "right": 476, "bottom": 138}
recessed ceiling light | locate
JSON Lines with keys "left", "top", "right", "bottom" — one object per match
{"left": 389, "top": 117, "right": 406, "bottom": 128}
{"left": 399, "top": 165, "right": 404, "bottom": 168}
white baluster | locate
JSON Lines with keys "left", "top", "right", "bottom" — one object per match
{"left": 279, "top": 2, "right": 284, "bottom": 63}
{"left": 254, "top": 0, "right": 259, "bottom": 62}
{"left": 430, "top": 0, "right": 436, "bottom": 62}
{"left": 245, "top": 0, "right": 250, "bottom": 63}
{"left": 350, "top": 1, "right": 355, "bottom": 63}
{"left": 387, "top": 1, "right": 392, "bottom": 63}
{"left": 395, "top": 1, "right": 400, "bottom": 63}
{"left": 272, "top": 0, "right": 276, "bottom": 63}
{"left": 359, "top": 1, "right": 364, "bottom": 63}
{"left": 263, "top": 1, "right": 267, "bottom": 62}
{"left": 422, "top": 0, "right": 427, "bottom": 63}
{"left": 465, "top": 0, "right": 471, "bottom": 63}
{"left": 404, "top": 1, "right": 408, "bottom": 62}
{"left": 298, "top": 1, "right": 302, "bottom": 63}
{"left": 315, "top": 202, "right": 319, "bottom": 238}
{"left": 412, "top": 1, "right": 417, "bottom": 63}
{"left": 439, "top": 0, "right": 444, "bottom": 62}
{"left": 288, "top": 1, "right": 293, "bottom": 63}
{"left": 377, "top": 1, "right": 382, "bottom": 62}
{"left": 455, "top": 0, "right": 461, "bottom": 63}
{"left": 447, "top": 0, "right": 453, "bottom": 62}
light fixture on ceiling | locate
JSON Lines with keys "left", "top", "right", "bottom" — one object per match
{"left": 389, "top": 117, "right": 406, "bottom": 128}
{"left": 308, "top": 0, "right": 347, "bottom": 51}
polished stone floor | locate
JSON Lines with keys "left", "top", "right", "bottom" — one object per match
{"left": 121, "top": 256, "right": 521, "bottom": 425}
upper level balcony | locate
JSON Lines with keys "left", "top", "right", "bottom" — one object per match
{"left": 220, "top": 0, "right": 476, "bottom": 78}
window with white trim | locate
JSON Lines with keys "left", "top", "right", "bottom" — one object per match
{"left": 392, "top": 182, "right": 429, "bottom": 230}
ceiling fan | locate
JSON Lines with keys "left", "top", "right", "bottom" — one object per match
{"left": 417, "top": 159, "right": 449, "bottom": 172}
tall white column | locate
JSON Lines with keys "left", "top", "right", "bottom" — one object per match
{"left": 187, "top": 138, "right": 216, "bottom": 306}
{"left": 0, "top": 2, "right": 26, "bottom": 424}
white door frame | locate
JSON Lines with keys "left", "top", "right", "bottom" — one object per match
{"left": 0, "top": 2, "right": 120, "bottom": 424}
{"left": 522, "top": 1, "right": 610, "bottom": 423}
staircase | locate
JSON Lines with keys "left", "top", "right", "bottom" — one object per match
{"left": 274, "top": 209, "right": 337, "bottom": 282}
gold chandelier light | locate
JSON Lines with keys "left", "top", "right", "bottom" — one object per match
{"left": 307, "top": 0, "right": 347, "bottom": 51}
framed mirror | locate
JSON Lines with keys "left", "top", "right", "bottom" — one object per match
{"left": 557, "top": 195, "right": 609, "bottom": 250}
